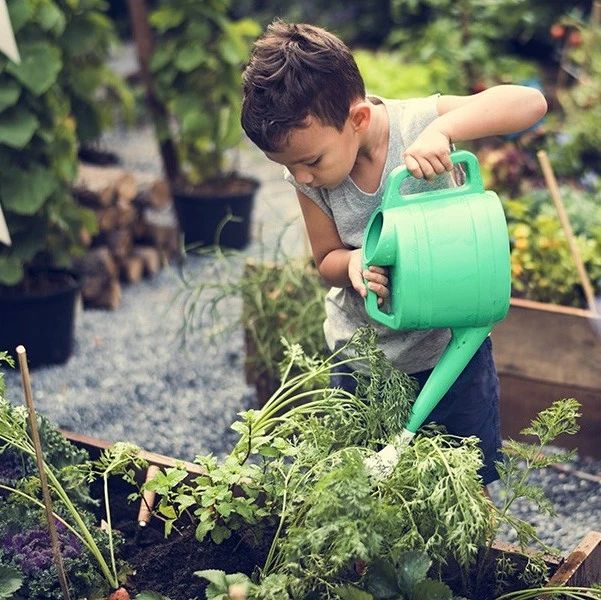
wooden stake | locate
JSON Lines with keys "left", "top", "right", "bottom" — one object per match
{"left": 592, "top": 1, "right": 601, "bottom": 26}
{"left": 126, "top": 0, "right": 180, "bottom": 183}
{"left": 536, "top": 150, "right": 598, "bottom": 314}
{"left": 137, "top": 464, "right": 160, "bottom": 527}
{"left": 16, "top": 346, "right": 72, "bottom": 600}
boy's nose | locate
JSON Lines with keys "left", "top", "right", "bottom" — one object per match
{"left": 293, "top": 168, "right": 313, "bottom": 185}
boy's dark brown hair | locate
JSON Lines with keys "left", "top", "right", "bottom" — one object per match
{"left": 241, "top": 21, "right": 365, "bottom": 152}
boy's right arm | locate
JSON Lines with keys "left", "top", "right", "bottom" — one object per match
{"left": 297, "top": 191, "right": 388, "bottom": 303}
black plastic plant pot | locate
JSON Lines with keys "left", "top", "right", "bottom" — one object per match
{"left": 172, "top": 177, "right": 259, "bottom": 250}
{"left": 0, "top": 270, "right": 80, "bottom": 369}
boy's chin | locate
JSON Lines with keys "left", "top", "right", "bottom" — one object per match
{"left": 321, "top": 178, "right": 345, "bottom": 190}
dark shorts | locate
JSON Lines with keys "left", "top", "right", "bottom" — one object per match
{"left": 330, "top": 337, "right": 502, "bottom": 485}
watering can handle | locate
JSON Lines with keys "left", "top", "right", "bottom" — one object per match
{"left": 381, "top": 150, "right": 485, "bottom": 210}
{"left": 365, "top": 283, "right": 397, "bottom": 328}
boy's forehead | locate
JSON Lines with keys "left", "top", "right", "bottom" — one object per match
{"left": 267, "top": 117, "right": 338, "bottom": 163}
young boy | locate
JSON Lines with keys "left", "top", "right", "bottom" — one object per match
{"left": 241, "top": 21, "right": 547, "bottom": 485}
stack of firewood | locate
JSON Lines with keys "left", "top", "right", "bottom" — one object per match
{"left": 73, "top": 164, "right": 181, "bottom": 309}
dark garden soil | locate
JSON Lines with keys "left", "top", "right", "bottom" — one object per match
{"left": 119, "top": 523, "right": 270, "bottom": 600}
{"left": 108, "top": 487, "right": 273, "bottom": 600}
{"left": 78, "top": 144, "right": 121, "bottom": 166}
{"left": 0, "top": 271, "right": 78, "bottom": 299}
{"left": 172, "top": 175, "right": 259, "bottom": 199}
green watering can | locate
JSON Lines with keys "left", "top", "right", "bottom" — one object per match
{"left": 362, "top": 150, "right": 511, "bottom": 474}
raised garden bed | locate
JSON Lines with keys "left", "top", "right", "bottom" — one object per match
{"left": 66, "top": 430, "right": 601, "bottom": 600}
{"left": 3, "top": 345, "right": 600, "bottom": 600}
{"left": 493, "top": 298, "right": 601, "bottom": 459}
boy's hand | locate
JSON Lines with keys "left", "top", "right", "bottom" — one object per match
{"left": 403, "top": 127, "right": 453, "bottom": 180}
{"left": 348, "top": 249, "right": 389, "bottom": 306}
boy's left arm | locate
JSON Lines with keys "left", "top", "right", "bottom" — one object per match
{"left": 403, "top": 84, "right": 548, "bottom": 180}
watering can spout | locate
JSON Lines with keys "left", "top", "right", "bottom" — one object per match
{"left": 405, "top": 325, "right": 493, "bottom": 433}
{"left": 365, "top": 326, "right": 494, "bottom": 479}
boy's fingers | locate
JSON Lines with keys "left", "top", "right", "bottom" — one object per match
{"left": 441, "top": 154, "right": 454, "bottom": 171}
{"left": 429, "top": 156, "right": 448, "bottom": 175}
{"left": 419, "top": 159, "right": 435, "bottom": 180}
{"left": 363, "top": 270, "right": 388, "bottom": 287}
{"left": 354, "top": 282, "right": 367, "bottom": 298}
{"left": 404, "top": 154, "right": 424, "bottom": 179}
{"left": 367, "top": 282, "right": 389, "bottom": 298}
{"left": 350, "top": 271, "right": 367, "bottom": 297}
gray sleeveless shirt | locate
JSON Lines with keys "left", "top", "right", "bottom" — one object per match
{"left": 285, "top": 95, "right": 454, "bottom": 374}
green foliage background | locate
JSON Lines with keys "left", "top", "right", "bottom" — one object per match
{"left": 0, "top": 0, "right": 130, "bottom": 287}
{"left": 0, "top": 0, "right": 95, "bottom": 286}
{"left": 148, "top": 1, "right": 260, "bottom": 185}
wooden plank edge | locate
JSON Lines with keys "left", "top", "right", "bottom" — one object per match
{"left": 510, "top": 297, "right": 600, "bottom": 320}
{"left": 491, "top": 539, "right": 562, "bottom": 569}
{"left": 60, "top": 428, "right": 205, "bottom": 475}
{"left": 497, "top": 371, "right": 600, "bottom": 396}
{"left": 546, "top": 530, "right": 601, "bottom": 588}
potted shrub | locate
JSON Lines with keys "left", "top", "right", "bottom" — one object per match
{"left": 0, "top": 0, "right": 97, "bottom": 367}
{"left": 146, "top": 1, "right": 261, "bottom": 250}
{"left": 57, "top": 0, "right": 134, "bottom": 164}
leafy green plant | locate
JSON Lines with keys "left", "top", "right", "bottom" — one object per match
{"left": 147, "top": 338, "right": 364, "bottom": 548}
{"left": 0, "top": 0, "right": 97, "bottom": 286}
{"left": 386, "top": 0, "right": 542, "bottom": 93}
{"left": 56, "top": 0, "right": 134, "bottom": 144}
{"left": 503, "top": 189, "right": 601, "bottom": 307}
{"left": 177, "top": 245, "right": 328, "bottom": 402}
{"left": 195, "top": 569, "right": 253, "bottom": 600}
{"left": 197, "top": 553, "right": 467, "bottom": 600}
{"left": 0, "top": 354, "right": 145, "bottom": 594}
{"left": 148, "top": 1, "right": 260, "bottom": 187}
{"left": 140, "top": 329, "right": 584, "bottom": 599}
{"left": 480, "top": 399, "right": 582, "bottom": 597}
{"left": 80, "top": 442, "right": 147, "bottom": 587}
{"left": 353, "top": 49, "right": 450, "bottom": 99}
{"left": 496, "top": 400, "right": 581, "bottom": 541}
{"left": 337, "top": 552, "right": 464, "bottom": 600}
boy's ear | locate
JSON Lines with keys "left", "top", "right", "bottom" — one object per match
{"left": 349, "top": 102, "right": 371, "bottom": 132}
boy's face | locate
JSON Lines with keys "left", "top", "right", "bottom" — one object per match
{"left": 265, "top": 115, "right": 360, "bottom": 190}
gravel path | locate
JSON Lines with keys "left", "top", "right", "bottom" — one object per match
{"left": 3, "top": 76, "right": 600, "bottom": 555}
{"left": 3, "top": 125, "right": 306, "bottom": 460}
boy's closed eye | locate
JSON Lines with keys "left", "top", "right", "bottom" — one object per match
{"left": 306, "top": 156, "right": 321, "bottom": 167}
